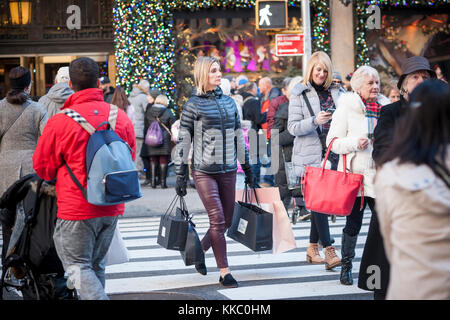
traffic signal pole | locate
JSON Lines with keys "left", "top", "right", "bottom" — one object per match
{"left": 301, "top": 0, "right": 312, "bottom": 78}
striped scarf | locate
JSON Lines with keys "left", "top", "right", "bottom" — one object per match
{"left": 362, "top": 98, "right": 382, "bottom": 143}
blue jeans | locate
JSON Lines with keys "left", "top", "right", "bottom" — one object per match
{"left": 250, "top": 157, "right": 261, "bottom": 185}
{"left": 53, "top": 215, "right": 118, "bottom": 300}
{"left": 235, "top": 172, "right": 245, "bottom": 190}
{"left": 261, "top": 138, "right": 274, "bottom": 186}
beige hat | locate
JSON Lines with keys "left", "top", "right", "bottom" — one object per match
{"left": 55, "top": 66, "right": 70, "bottom": 83}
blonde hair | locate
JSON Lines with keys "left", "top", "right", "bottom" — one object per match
{"left": 304, "top": 51, "right": 333, "bottom": 89}
{"left": 194, "top": 56, "right": 220, "bottom": 95}
{"left": 286, "top": 76, "right": 304, "bottom": 99}
{"left": 155, "top": 94, "right": 168, "bottom": 106}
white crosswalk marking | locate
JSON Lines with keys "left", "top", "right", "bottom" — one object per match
{"left": 101, "top": 213, "right": 373, "bottom": 300}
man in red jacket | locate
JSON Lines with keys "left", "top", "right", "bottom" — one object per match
{"left": 33, "top": 57, "right": 136, "bottom": 300}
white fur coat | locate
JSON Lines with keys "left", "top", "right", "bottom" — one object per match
{"left": 326, "top": 92, "right": 391, "bottom": 198}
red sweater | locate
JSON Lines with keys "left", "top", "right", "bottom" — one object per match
{"left": 266, "top": 95, "right": 289, "bottom": 139}
{"left": 33, "top": 88, "right": 136, "bottom": 220}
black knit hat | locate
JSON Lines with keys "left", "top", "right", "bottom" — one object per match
{"left": 9, "top": 69, "right": 31, "bottom": 90}
{"left": 397, "top": 56, "right": 436, "bottom": 89}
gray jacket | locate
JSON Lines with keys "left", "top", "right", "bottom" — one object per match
{"left": 0, "top": 98, "right": 48, "bottom": 196}
{"left": 38, "top": 82, "right": 74, "bottom": 118}
{"left": 287, "top": 82, "right": 342, "bottom": 177}
{"left": 128, "top": 87, "right": 148, "bottom": 139}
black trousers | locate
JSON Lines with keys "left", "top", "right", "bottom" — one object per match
{"left": 344, "top": 197, "right": 375, "bottom": 237}
{"left": 309, "top": 211, "right": 332, "bottom": 247}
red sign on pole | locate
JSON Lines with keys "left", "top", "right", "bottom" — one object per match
{"left": 275, "top": 34, "right": 304, "bottom": 56}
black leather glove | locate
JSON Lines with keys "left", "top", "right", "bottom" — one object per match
{"left": 243, "top": 166, "right": 257, "bottom": 188}
{"left": 175, "top": 175, "right": 187, "bottom": 197}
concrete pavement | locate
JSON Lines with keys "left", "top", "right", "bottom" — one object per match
{"left": 124, "top": 174, "right": 206, "bottom": 218}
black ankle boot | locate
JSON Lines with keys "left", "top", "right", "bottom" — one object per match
{"left": 340, "top": 232, "right": 358, "bottom": 285}
{"left": 219, "top": 274, "right": 238, "bottom": 288}
{"left": 160, "top": 163, "right": 168, "bottom": 189}
{"left": 150, "top": 162, "right": 158, "bottom": 188}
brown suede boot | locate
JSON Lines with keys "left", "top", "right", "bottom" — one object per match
{"left": 324, "top": 246, "right": 342, "bottom": 270}
{"left": 306, "top": 243, "right": 324, "bottom": 264}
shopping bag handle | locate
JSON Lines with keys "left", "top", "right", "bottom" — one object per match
{"left": 321, "top": 137, "right": 347, "bottom": 177}
{"left": 243, "top": 182, "right": 261, "bottom": 206}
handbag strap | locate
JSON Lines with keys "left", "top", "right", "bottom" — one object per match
{"left": 301, "top": 92, "right": 327, "bottom": 153}
{"left": 0, "top": 100, "right": 30, "bottom": 143}
{"left": 156, "top": 117, "right": 172, "bottom": 137}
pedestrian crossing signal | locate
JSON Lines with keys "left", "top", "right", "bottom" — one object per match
{"left": 256, "top": 0, "right": 288, "bottom": 31}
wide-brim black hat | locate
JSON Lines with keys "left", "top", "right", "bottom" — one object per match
{"left": 397, "top": 56, "right": 436, "bottom": 89}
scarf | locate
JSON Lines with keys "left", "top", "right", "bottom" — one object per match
{"left": 362, "top": 98, "right": 382, "bottom": 143}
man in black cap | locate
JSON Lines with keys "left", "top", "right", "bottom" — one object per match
{"left": 99, "top": 76, "right": 115, "bottom": 103}
{"left": 372, "top": 56, "right": 436, "bottom": 164}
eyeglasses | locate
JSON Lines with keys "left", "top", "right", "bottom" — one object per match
{"left": 333, "top": 80, "right": 342, "bottom": 84}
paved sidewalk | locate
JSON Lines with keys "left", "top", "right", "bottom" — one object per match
{"left": 123, "top": 175, "right": 206, "bottom": 218}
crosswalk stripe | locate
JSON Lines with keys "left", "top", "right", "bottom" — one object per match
{"left": 105, "top": 262, "right": 363, "bottom": 295}
{"left": 217, "top": 278, "right": 368, "bottom": 300}
{"left": 1, "top": 212, "right": 375, "bottom": 300}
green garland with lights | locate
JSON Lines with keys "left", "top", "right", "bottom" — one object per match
{"left": 354, "top": 0, "right": 450, "bottom": 68}
{"left": 114, "top": 0, "right": 331, "bottom": 105}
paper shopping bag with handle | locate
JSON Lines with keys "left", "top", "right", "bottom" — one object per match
{"left": 157, "top": 195, "right": 189, "bottom": 251}
{"left": 227, "top": 185, "right": 273, "bottom": 252}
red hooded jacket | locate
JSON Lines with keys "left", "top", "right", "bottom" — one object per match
{"left": 33, "top": 88, "right": 136, "bottom": 221}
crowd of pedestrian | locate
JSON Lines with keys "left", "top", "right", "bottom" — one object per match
{"left": 0, "top": 51, "right": 449, "bottom": 300}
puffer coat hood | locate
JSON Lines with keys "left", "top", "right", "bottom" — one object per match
{"left": 38, "top": 82, "right": 74, "bottom": 117}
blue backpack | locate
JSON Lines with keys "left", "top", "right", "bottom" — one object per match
{"left": 60, "top": 105, "right": 142, "bottom": 206}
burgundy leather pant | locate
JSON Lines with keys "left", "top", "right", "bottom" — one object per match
{"left": 192, "top": 170, "right": 237, "bottom": 269}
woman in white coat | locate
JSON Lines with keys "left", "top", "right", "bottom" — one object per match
{"left": 326, "top": 66, "right": 390, "bottom": 287}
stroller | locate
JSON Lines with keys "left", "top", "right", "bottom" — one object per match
{"left": 0, "top": 174, "right": 77, "bottom": 300}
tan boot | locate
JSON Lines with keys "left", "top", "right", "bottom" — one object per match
{"left": 306, "top": 243, "right": 324, "bottom": 264}
{"left": 324, "top": 246, "right": 342, "bottom": 270}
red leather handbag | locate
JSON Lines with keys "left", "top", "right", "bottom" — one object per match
{"left": 301, "top": 138, "right": 364, "bottom": 216}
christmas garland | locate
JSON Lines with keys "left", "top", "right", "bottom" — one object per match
{"left": 114, "top": 0, "right": 330, "bottom": 103}
{"left": 353, "top": 0, "right": 450, "bottom": 67}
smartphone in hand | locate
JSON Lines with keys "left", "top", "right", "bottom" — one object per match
{"left": 326, "top": 108, "right": 336, "bottom": 114}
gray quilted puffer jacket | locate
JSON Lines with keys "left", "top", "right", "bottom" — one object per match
{"left": 287, "top": 82, "right": 342, "bottom": 177}
{"left": 174, "top": 87, "right": 251, "bottom": 177}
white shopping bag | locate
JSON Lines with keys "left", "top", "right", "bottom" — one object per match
{"left": 105, "top": 225, "right": 130, "bottom": 266}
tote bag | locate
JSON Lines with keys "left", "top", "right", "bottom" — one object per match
{"left": 180, "top": 219, "right": 205, "bottom": 266}
{"left": 105, "top": 225, "right": 130, "bottom": 266}
{"left": 301, "top": 138, "right": 364, "bottom": 216}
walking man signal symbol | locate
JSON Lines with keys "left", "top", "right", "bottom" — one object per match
{"left": 259, "top": 4, "right": 272, "bottom": 26}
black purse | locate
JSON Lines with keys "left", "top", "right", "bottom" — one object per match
{"left": 157, "top": 196, "right": 189, "bottom": 251}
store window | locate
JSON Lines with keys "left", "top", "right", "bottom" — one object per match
{"left": 173, "top": 7, "right": 303, "bottom": 105}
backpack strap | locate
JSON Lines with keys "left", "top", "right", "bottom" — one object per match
{"left": 109, "top": 104, "right": 119, "bottom": 131}
{"left": 59, "top": 109, "right": 96, "bottom": 135}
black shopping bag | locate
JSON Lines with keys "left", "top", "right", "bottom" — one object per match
{"left": 180, "top": 220, "right": 205, "bottom": 266}
{"left": 227, "top": 185, "right": 273, "bottom": 252}
{"left": 157, "top": 196, "right": 189, "bottom": 251}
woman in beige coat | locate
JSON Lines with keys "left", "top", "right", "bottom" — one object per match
{"left": 0, "top": 66, "right": 48, "bottom": 197}
{"left": 375, "top": 79, "right": 450, "bottom": 300}
{"left": 326, "top": 66, "right": 390, "bottom": 287}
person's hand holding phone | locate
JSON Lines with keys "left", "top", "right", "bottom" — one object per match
{"left": 315, "top": 111, "right": 333, "bottom": 125}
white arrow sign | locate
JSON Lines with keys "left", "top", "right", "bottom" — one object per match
{"left": 279, "top": 49, "right": 298, "bottom": 53}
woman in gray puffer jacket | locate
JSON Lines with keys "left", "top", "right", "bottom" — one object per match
{"left": 174, "top": 57, "right": 254, "bottom": 288}
{"left": 288, "top": 51, "right": 344, "bottom": 270}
